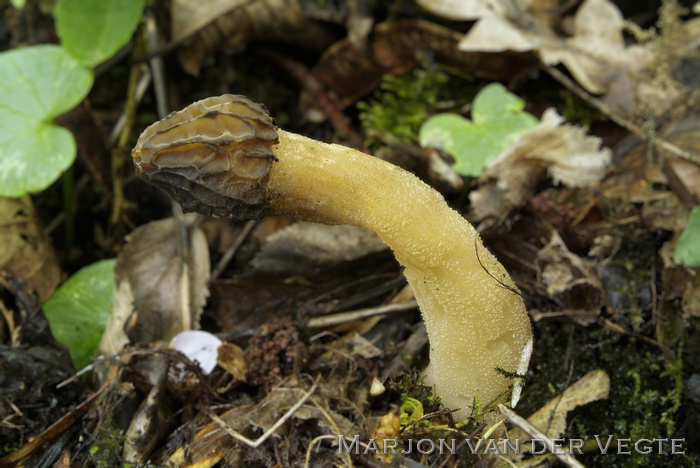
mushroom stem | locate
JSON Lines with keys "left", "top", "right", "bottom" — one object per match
{"left": 132, "top": 95, "right": 532, "bottom": 420}
{"left": 268, "top": 131, "right": 532, "bottom": 418}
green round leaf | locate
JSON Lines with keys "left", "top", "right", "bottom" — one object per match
{"left": 0, "top": 45, "right": 93, "bottom": 197}
{"left": 674, "top": 206, "right": 700, "bottom": 267}
{"left": 44, "top": 259, "right": 117, "bottom": 369}
{"left": 473, "top": 83, "right": 528, "bottom": 122}
{"left": 0, "top": 45, "right": 93, "bottom": 119}
{"left": 418, "top": 83, "right": 539, "bottom": 177}
{"left": 56, "top": 0, "right": 145, "bottom": 68}
{"left": 419, "top": 113, "right": 470, "bottom": 150}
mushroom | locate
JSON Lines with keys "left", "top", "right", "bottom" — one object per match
{"left": 132, "top": 95, "right": 533, "bottom": 420}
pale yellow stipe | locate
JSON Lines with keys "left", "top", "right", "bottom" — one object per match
{"left": 267, "top": 130, "right": 532, "bottom": 420}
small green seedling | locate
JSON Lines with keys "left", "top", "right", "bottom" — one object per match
{"left": 419, "top": 83, "right": 538, "bottom": 177}
{"left": 44, "top": 259, "right": 117, "bottom": 369}
{"left": 674, "top": 205, "right": 700, "bottom": 267}
{"left": 0, "top": 0, "right": 144, "bottom": 197}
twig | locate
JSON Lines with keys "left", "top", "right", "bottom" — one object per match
{"left": 108, "top": 68, "right": 151, "bottom": 147}
{"left": 306, "top": 397, "right": 354, "bottom": 467}
{"left": 306, "top": 300, "right": 418, "bottom": 328}
{"left": 109, "top": 32, "right": 145, "bottom": 232}
{"left": 0, "top": 371, "right": 114, "bottom": 467}
{"left": 304, "top": 435, "right": 344, "bottom": 468}
{"left": 145, "top": 10, "right": 169, "bottom": 119}
{"left": 208, "top": 377, "right": 320, "bottom": 448}
{"left": 259, "top": 47, "right": 366, "bottom": 149}
{"left": 497, "top": 404, "right": 584, "bottom": 468}
{"left": 544, "top": 65, "right": 700, "bottom": 164}
{"left": 210, "top": 219, "right": 257, "bottom": 281}
{"left": 601, "top": 318, "right": 674, "bottom": 353}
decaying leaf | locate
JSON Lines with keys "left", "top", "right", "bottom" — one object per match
{"left": 171, "top": 0, "right": 333, "bottom": 75}
{"left": 416, "top": 0, "right": 499, "bottom": 21}
{"left": 455, "top": 0, "right": 653, "bottom": 95}
{"left": 347, "top": 332, "right": 383, "bottom": 359}
{"left": 99, "top": 214, "right": 209, "bottom": 355}
{"left": 251, "top": 222, "right": 387, "bottom": 276}
{"left": 536, "top": 231, "right": 601, "bottom": 298}
{"left": 217, "top": 341, "right": 248, "bottom": 382}
{"left": 425, "top": 0, "right": 700, "bottom": 121}
{"left": 470, "top": 109, "right": 611, "bottom": 222}
{"left": 681, "top": 273, "right": 700, "bottom": 318}
{"left": 501, "top": 369, "right": 610, "bottom": 462}
{"left": 246, "top": 383, "right": 356, "bottom": 438}
{"left": 123, "top": 358, "right": 174, "bottom": 463}
{"left": 526, "top": 369, "right": 609, "bottom": 439}
{"left": 99, "top": 280, "right": 133, "bottom": 357}
{"left": 0, "top": 196, "right": 61, "bottom": 301}
{"left": 166, "top": 405, "right": 249, "bottom": 466}
{"left": 309, "top": 19, "right": 535, "bottom": 112}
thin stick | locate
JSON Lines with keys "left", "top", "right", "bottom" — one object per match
{"left": 497, "top": 404, "right": 584, "bottom": 468}
{"left": 145, "top": 11, "right": 169, "bottom": 120}
{"left": 210, "top": 219, "right": 257, "bottom": 281}
{"left": 304, "top": 435, "right": 345, "bottom": 468}
{"left": 306, "top": 300, "right": 418, "bottom": 328}
{"left": 307, "top": 397, "right": 354, "bottom": 467}
{"left": 208, "top": 377, "right": 320, "bottom": 448}
{"left": 109, "top": 69, "right": 152, "bottom": 146}
{"left": 544, "top": 65, "right": 699, "bottom": 164}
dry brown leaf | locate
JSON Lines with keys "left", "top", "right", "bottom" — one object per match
{"left": 457, "top": 0, "right": 654, "bottom": 95}
{"left": 251, "top": 222, "right": 387, "bottom": 276}
{"left": 98, "top": 280, "right": 134, "bottom": 356}
{"left": 123, "top": 359, "right": 173, "bottom": 463}
{"left": 494, "top": 109, "right": 611, "bottom": 187}
{"left": 417, "top": 0, "right": 560, "bottom": 23}
{"left": 309, "top": 19, "right": 536, "bottom": 113}
{"left": 536, "top": 231, "right": 601, "bottom": 297}
{"left": 166, "top": 405, "right": 249, "bottom": 466}
{"left": 348, "top": 332, "right": 383, "bottom": 359}
{"left": 416, "top": 0, "right": 505, "bottom": 20}
{"left": 217, "top": 342, "right": 249, "bottom": 382}
{"left": 99, "top": 214, "right": 210, "bottom": 354}
{"left": 171, "top": 0, "right": 332, "bottom": 75}
{"left": 0, "top": 196, "right": 61, "bottom": 301}
{"left": 526, "top": 369, "right": 610, "bottom": 439}
{"left": 246, "top": 383, "right": 355, "bottom": 437}
{"left": 504, "top": 369, "right": 610, "bottom": 460}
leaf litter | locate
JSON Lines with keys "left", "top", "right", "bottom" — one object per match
{"left": 2, "top": 0, "right": 700, "bottom": 466}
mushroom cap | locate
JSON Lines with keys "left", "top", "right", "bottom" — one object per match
{"left": 132, "top": 95, "right": 279, "bottom": 219}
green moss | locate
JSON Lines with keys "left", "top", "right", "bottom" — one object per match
{"left": 357, "top": 68, "right": 448, "bottom": 148}
{"left": 88, "top": 424, "right": 127, "bottom": 468}
{"left": 523, "top": 321, "right": 696, "bottom": 467}
{"left": 394, "top": 370, "right": 441, "bottom": 412}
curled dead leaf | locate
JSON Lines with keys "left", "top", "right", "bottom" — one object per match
{"left": 536, "top": 231, "right": 601, "bottom": 297}
{"left": 99, "top": 214, "right": 210, "bottom": 356}
{"left": 172, "top": 0, "right": 333, "bottom": 75}
{"left": 251, "top": 222, "right": 387, "bottom": 276}
{"left": 470, "top": 109, "right": 611, "bottom": 223}
{"left": 217, "top": 341, "right": 248, "bottom": 382}
{"left": 500, "top": 369, "right": 610, "bottom": 463}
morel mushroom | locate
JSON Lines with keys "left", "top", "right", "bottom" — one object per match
{"left": 132, "top": 95, "right": 533, "bottom": 420}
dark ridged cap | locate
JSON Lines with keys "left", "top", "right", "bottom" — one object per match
{"left": 132, "top": 95, "right": 278, "bottom": 219}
